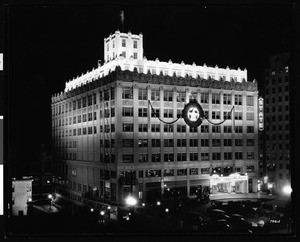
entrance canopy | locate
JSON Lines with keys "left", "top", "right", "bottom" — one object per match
{"left": 210, "top": 173, "right": 248, "bottom": 186}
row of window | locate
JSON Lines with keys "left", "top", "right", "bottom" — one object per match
{"left": 53, "top": 88, "right": 255, "bottom": 117}
{"left": 124, "top": 87, "right": 255, "bottom": 105}
{"left": 54, "top": 123, "right": 255, "bottom": 138}
{"left": 265, "top": 95, "right": 289, "bottom": 104}
{"left": 122, "top": 151, "right": 255, "bottom": 163}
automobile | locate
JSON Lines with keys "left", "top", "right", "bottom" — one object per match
{"left": 191, "top": 194, "right": 210, "bottom": 205}
{"left": 229, "top": 214, "right": 253, "bottom": 233}
{"left": 204, "top": 219, "right": 232, "bottom": 233}
{"left": 183, "top": 211, "right": 208, "bottom": 227}
{"left": 206, "top": 208, "right": 230, "bottom": 221}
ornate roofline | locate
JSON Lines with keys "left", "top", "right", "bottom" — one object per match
{"left": 52, "top": 66, "right": 257, "bottom": 104}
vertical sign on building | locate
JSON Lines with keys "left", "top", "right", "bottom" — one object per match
{"left": 258, "top": 97, "right": 264, "bottom": 131}
{"left": 0, "top": 116, "right": 3, "bottom": 215}
{"left": 0, "top": 53, "right": 3, "bottom": 70}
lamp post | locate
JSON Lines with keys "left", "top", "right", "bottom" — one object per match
{"left": 48, "top": 194, "right": 53, "bottom": 210}
{"left": 125, "top": 195, "right": 137, "bottom": 221}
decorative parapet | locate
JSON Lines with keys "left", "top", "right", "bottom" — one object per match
{"left": 52, "top": 66, "right": 257, "bottom": 104}
{"left": 64, "top": 56, "right": 248, "bottom": 92}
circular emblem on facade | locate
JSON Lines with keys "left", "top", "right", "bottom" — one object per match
{"left": 182, "top": 99, "right": 205, "bottom": 127}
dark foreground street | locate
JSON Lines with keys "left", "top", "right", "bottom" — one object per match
{"left": 7, "top": 192, "right": 293, "bottom": 236}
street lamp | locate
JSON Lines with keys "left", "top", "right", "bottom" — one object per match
{"left": 125, "top": 195, "right": 137, "bottom": 220}
{"left": 282, "top": 185, "right": 292, "bottom": 195}
{"left": 48, "top": 194, "right": 53, "bottom": 210}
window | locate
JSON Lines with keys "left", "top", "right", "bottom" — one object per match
{"left": 122, "top": 107, "right": 133, "bottom": 117}
{"left": 123, "top": 154, "right": 133, "bottom": 163}
{"left": 235, "top": 95, "right": 242, "bottom": 105}
{"left": 122, "top": 39, "right": 126, "bottom": 47}
{"left": 247, "top": 126, "right": 254, "bottom": 133}
{"left": 133, "top": 40, "right": 137, "bottom": 48}
{"left": 88, "top": 95, "right": 93, "bottom": 106}
{"left": 246, "top": 113, "right": 254, "bottom": 120}
{"left": 177, "top": 91, "right": 186, "bottom": 102}
{"left": 247, "top": 139, "right": 254, "bottom": 146}
{"left": 83, "top": 114, "right": 87, "bottom": 122}
{"left": 88, "top": 127, "right": 92, "bottom": 134}
{"left": 88, "top": 113, "right": 92, "bottom": 121}
{"left": 164, "top": 154, "right": 174, "bottom": 162}
{"left": 77, "top": 99, "right": 81, "bottom": 109}
{"left": 73, "top": 116, "right": 76, "bottom": 124}
{"left": 177, "top": 125, "right": 186, "bottom": 133}
{"left": 151, "top": 124, "right": 160, "bottom": 132}
{"left": 212, "top": 93, "right": 220, "bottom": 104}
{"left": 93, "top": 93, "right": 97, "bottom": 104}
{"left": 123, "top": 139, "right": 133, "bottom": 147}
{"left": 212, "top": 126, "right": 221, "bottom": 133}
{"left": 138, "top": 170, "right": 144, "bottom": 178}
{"left": 151, "top": 154, "right": 161, "bottom": 163}
{"left": 201, "top": 168, "right": 210, "bottom": 174}
{"left": 73, "top": 100, "right": 76, "bottom": 110}
{"left": 212, "top": 139, "right": 221, "bottom": 147}
{"left": 235, "top": 139, "right": 243, "bottom": 146}
{"left": 151, "top": 89, "right": 160, "bottom": 101}
{"left": 234, "top": 112, "right": 243, "bottom": 120}
{"left": 212, "top": 111, "right": 220, "bottom": 119}
{"left": 83, "top": 127, "right": 87, "bottom": 135}
{"left": 151, "top": 108, "right": 160, "bottom": 118}
{"left": 201, "top": 125, "right": 209, "bottom": 133}
{"left": 246, "top": 96, "right": 254, "bottom": 106}
{"left": 190, "top": 127, "right": 198, "bottom": 133}
{"left": 177, "top": 169, "right": 187, "bottom": 176}
{"left": 164, "top": 169, "right": 174, "bottom": 177}
{"left": 201, "top": 139, "right": 209, "bottom": 147}
{"left": 73, "top": 129, "right": 76, "bottom": 136}
{"left": 164, "top": 109, "right": 173, "bottom": 118}
{"left": 164, "top": 139, "right": 174, "bottom": 147}
{"left": 94, "top": 126, "right": 97, "bottom": 134}
{"left": 123, "top": 123, "right": 133, "bottom": 132}
{"left": 133, "top": 53, "right": 138, "bottom": 59}
{"left": 189, "top": 139, "right": 198, "bottom": 147}
{"left": 138, "top": 154, "right": 148, "bottom": 163}
{"left": 177, "top": 139, "right": 186, "bottom": 147}
{"left": 201, "top": 93, "right": 209, "bottom": 103}
{"left": 224, "top": 152, "right": 232, "bottom": 160}
{"left": 164, "top": 124, "right": 173, "bottom": 132}
{"left": 164, "top": 90, "right": 173, "bottom": 101}
{"left": 223, "top": 139, "right": 232, "bottom": 147}
{"left": 146, "top": 169, "right": 161, "bottom": 177}
{"left": 138, "top": 89, "right": 147, "bottom": 100}
{"left": 138, "top": 124, "right": 148, "bottom": 132}
{"left": 151, "top": 139, "right": 161, "bottom": 147}
{"left": 190, "top": 168, "right": 198, "bottom": 175}
{"left": 247, "top": 152, "right": 254, "bottom": 159}
{"left": 138, "top": 108, "right": 148, "bottom": 117}
{"left": 223, "top": 125, "right": 232, "bottom": 133}
{"left": 122, "top": 87, "right": 133, "bottom": 99}
{"left": 138, "top": 139, "right": 148, "bottom": 147}
{"left": 177, "top": 153, "right": 187, "bottom": 162}
{"left": 104, "top": 90, "right": 109, "bottom": 101}
{"left": 78, "top": 128, "right": 81, "bottom": 135}
{"left": 235, "top": 152, "right": 243, "bottom": 159}
{"left": 190, "top": 153, "right": 198, "bottom": 161}
{"left": 223, "top": 94, "right": 232, "bottom": 105}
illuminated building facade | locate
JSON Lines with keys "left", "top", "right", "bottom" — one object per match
{"left": 261, "top": 52, "right": 290, "bottom": 194}
{"left": 11, "top": 178, "right": 33, "bottom": 216}
{"left": 51, "top": 31, "right": 259, "bottom": 207}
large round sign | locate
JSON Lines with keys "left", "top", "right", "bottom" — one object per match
{"left": 182, "top": 99, "right": 205, "bottom": 127}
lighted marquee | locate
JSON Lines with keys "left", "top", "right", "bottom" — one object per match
{"left": 182, "top": 99, "right": 205, "bottom": 127}
{"left": 210, "top": 173, "right": 248, "bottom": 186}
{"left": 258, "top": 97, "right": 264, "bottom": 131}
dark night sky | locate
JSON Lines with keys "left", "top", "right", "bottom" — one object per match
{"left": 6, "top": 2, "right": 292, "bottom": 175}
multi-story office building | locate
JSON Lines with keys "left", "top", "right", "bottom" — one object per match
{"left": 51, "top": 30, "right": 259, "bottom": 207}
{"left": 260, "top": 52, "right": 290, "bottom": 194}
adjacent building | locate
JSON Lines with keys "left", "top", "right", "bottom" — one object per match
{"left": 11, "top": 178, "right": 33, "bottom": 216}
{"left": 260, "top": 52, "right": 290, "bottom": 194}
{"left": 51, "top": 30, "right": 259, "bottom": 207}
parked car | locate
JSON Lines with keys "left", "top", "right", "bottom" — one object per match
{"left": 206, "top": 208, "right": 230, "bottom": 221}
{"left": 191, "top": 194, "right": 210, "bottom": 205}
{"left": 229, "top": 214, "right": 253, "bottom": 233}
